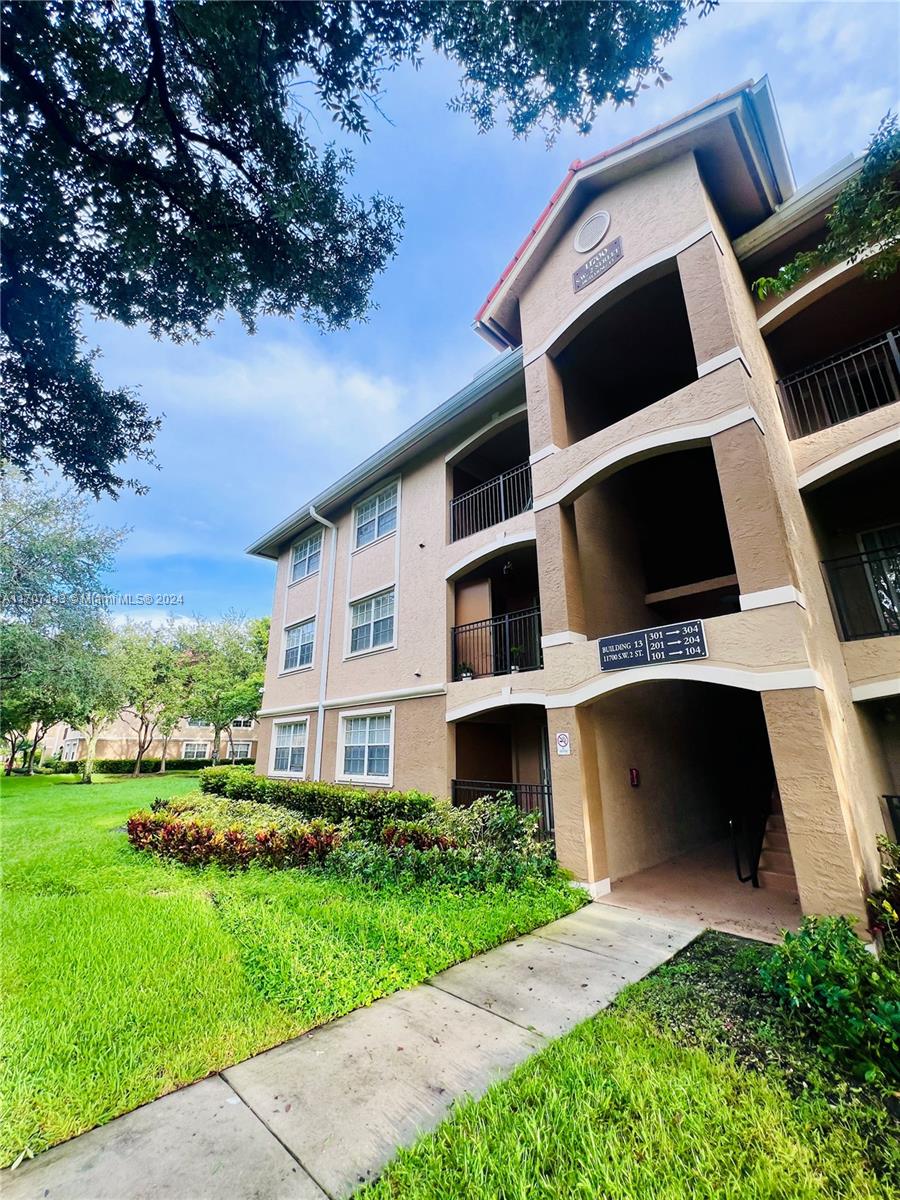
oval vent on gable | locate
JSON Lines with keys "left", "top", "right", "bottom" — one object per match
{"left": 573, "top": 210, "right": 611, "bottom": 255}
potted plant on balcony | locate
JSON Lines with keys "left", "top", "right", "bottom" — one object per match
{"left": 509, "top": 645, "right": 524, "bottom": 672}
{"left": 457, "top": 662, "right": 475, "bottom": 681}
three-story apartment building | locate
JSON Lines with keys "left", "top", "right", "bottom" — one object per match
{"left": 249, "top": 78, "right": 899, "bottom": 927}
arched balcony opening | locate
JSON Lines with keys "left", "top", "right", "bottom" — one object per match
{"left": 552, "top": 266, "right": 698, "bottom": 447}
{"left": 766, "top": 275, "right": 900, "bottom": 439}
{"left": 805, "top": 448, "right": 900, "bottom": 642}
{"left": 451, "top": 545, "right": 542, "bottom": 681}
{"left": 452, "top": 705, "right": 553, "bottom": 839}
{"left": 449, "top": 418, "right": 532, "bottom": 542}
{"left": 569, "top": 444, "right": 740, "bottom": 641}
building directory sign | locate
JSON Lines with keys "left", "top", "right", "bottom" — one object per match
{"left": 598, "top": 619, "right": 707, "bottom": 672}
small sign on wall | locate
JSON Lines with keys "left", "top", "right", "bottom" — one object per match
{"left": 555, "top": 731, "right": 571, "bottom": 756}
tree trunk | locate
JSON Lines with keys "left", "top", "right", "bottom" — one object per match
{"left": 159, "top": 735, "right": 169, "bottom": 774}
{"left": 81, "top": 727, "right": 99, "bottom": 785}
{"left": 211, "top": 729, "right": 222, "bottom": 765}
{"left": 132, "top": 716, "right": 150, "bottom": 776}
{"left": 26, "top": 725, "right": 45, "bottom": 775}
{"left": 227, "top": 729, "right": 235, "bottom": 763}
{"left": 5, "top": 733, "right": 22, "bottom": 775}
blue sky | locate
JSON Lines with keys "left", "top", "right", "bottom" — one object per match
{"left": 89, "top": 0, "right": 900, "bottom": 622}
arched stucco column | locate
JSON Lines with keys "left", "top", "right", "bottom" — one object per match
{"left": 535, "top": 503, "right": 586, "bottom": 638}
{"left": 546, "top": 706, "right": 609, "bottom": 894}
{"left": 712, "top": 420, "right": 797, "bottom": 595}
{"left": 761, "top": 686, "right": 869, "bottom": 923}
{"left": 525, "top": 353, "right": 567, "bottom": 455}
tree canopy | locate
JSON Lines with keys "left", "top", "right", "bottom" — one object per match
{"left": 1, "top": 0, "right": 714, "bottom": 497}
{"left": 754, "top": 112, "right": 900, "bottom": 299}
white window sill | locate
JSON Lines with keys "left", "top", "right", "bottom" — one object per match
{"left": 344, "top": 643, "right": 396, "bottom": 662}
{"left": 337, "top": 774, "right": 393, "bottom": 788}
{"left": 269, "top": 771, "right": 308, "bottom": 780}
{"left": 287, "top": 571, "right": 320, "bottom": 589}
{"left": 278, "top": 663, "right": 315, "bottom": 677}
{"left": 351, "top": 529, "right": 396, "bottom": 557}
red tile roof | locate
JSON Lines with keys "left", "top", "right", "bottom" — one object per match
{"left": 475, "top": 82, "right": 753, "bottom": 325}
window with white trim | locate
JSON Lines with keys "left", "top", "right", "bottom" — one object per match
{"left": 62, "top": 739, "right": 79, "bottom": 762}
{"left": 349, "top": 588, "right": 394, "bottom": 654}
{"left": 273, "top": 721, "right": 307, "bottom": 774}
{"left": 290, "top": 531, "right": 322, "bottom": 582}
{"left": 232, "top": 717, "right": 253, "bottom": 728}
{"left": 183, "top": 742, "right": 209, "bottom": 759}
{"left": 187, "top": 718, "right": 208, "bottom": 727}
{"left": 231, "top": 741, "right": 252, "bottom": 759}
{"left": 283, "top": 617, "right": 315, "bottom": 670}
{"left": 342, "top": 712, "right": 392, "bottom": 779}
{"left": 354, "top": 482, "right": 398, "bottom": 548}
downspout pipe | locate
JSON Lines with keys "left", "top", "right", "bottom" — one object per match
{"left": 309, "top": 505, "right": 337, "bottom": 781}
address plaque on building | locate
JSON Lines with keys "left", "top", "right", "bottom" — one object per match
{"left": 598, "top": 619, "right": 707, "bottom": 672}
{"left": 573, "top": 236, "right": 623, "bottom": 293}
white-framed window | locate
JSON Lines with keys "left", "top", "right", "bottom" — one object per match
{"left": 349, "top": 588, "right": 394, "bottom": 654}
{"left": 231, "top": 741, "right": 252, "bottom": 759}
{"left": 354, "top": 481, "right": 398, "bottom": 549}
{"left": 187, "top": 718, "right": 208, "bottom": 727}
{"left": 232, "top": 717, "right": 253, "bottom": 728}
{"left": 339, "top": 708, "right": 393, "bottom": 782}
{"left": 283, "top": 617, "right": 315, "bottom": 671}
{"left": 183, "top": 742, "right": 209, "bottom": 760}
{"left": 272, "top": 720, "right": 307, "bottom": 775}
{"left": 61, "top": 739, "right": 79, "bottom": 762}
{"left": 290, "top": 531, "right": 322, "bottom": 582}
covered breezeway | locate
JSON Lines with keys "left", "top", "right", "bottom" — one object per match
{"left": 577, "top": 677, "right": 801, "bottom": 941}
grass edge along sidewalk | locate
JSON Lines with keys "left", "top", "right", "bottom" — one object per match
{"left": 1, "top": 771, "right": 582, "bottom": 1165}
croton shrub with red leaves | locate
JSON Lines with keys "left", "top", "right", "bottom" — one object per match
{"left": 381, "top": 821, "right": 455, "bottom": 851}
{"left": 127, "top": 811, "right": 341, "bottom": 870}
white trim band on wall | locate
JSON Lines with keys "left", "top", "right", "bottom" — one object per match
{"left": 260, "top": 682, "right": 446, "bottom": 719}
{"left": 850, "top": 678, "right": 900, "bottom": 703}
{"left": 532, "top": 404, "right": 762, "bottom": 512}
{"left": 697, "top": 345, "right": 751, "bottom": 379}
{"left": 739, "top": 585, "right": 806, "bottom": 612}
{"left": 445, "top": 664, "right": 823, "bottom": 722}
{"left": 541, "top": 631, "right": 588, "bottom": 648}
{"left": 445, "top": 528, "right": 536, "bottom": 580}
{"left": 796, "top": 424, "right": 900, "bottom": 491}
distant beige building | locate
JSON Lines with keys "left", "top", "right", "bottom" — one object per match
{"left": 248, "top": 78, "right": 899, "bottom": 927}
{"left": 46, "top": 715, "right": 259, "bottom": 763}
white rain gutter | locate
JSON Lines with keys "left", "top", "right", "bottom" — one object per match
{"left": 309, "top": 505, "right": 338, "bottom": 780}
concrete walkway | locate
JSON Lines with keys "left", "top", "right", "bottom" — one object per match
{"left": 4, "top": 903, "right": 700, "bottom": 1200}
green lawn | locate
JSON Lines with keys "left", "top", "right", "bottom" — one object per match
{"left": 0, "top": 772, "right": 582, "bottom": 1166}
{"left": 366, "top": 936, "right": 898, "bottom": 1200}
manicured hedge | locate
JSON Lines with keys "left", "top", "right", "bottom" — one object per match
{"left": 127, "top": 810, "right": 340, "bottom": 869}
{"left": 45, "top": 757, "right": 254, "bottom": 774}
{"left": 198, "top": 765, "right": 435, "bottom": 830}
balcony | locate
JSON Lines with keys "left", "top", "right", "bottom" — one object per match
{"left": 451, "top": 607, "right": 543, "bottom": 679}
{"left": 777, "top": 327, "right": 900, "bottom": 439}
{"left": 450, "top": 461, "right": 532, "bottom": 542}
{"left": 823, "top": 544, "right": 900, "bottom": 641}
{"left": 451, "top": 778, "right": 554, "bottom": 839}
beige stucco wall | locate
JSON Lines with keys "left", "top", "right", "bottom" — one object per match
{"left": 518, "top": 153, "right": 709, "bottom": 357}
{"left": 790, "top": 401, "right": 900, "bottom": 483}
{"left": 842, "top": 639, "right": 900, "bottom": 692}
{"left": 44, "top": 713, "right": 259, "bottom": 762}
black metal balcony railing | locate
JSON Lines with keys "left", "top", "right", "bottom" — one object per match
{"left": 452, "top": 607, "right": 543, "bottom": 679}
{"left": 452, "top": 779, "right": 554, "bottom": 839}
{"left": 450, "top": 461, "right": 532, "bottom": 542}
{"left": 822, "top": 545, "right": 900, "bottom": 641}
{"left": 777, "top": 327, "right": 900, "bottom": 439}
